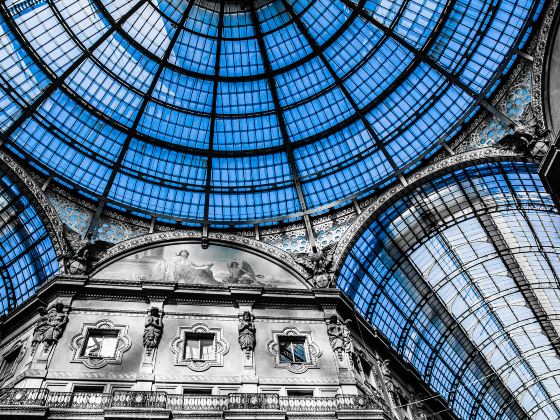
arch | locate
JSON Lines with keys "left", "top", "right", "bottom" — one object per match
{"left": 0, "top": 152, "right": 65, "bottom": 313}
{"left": 334, "top": 157, "right": 560, "bottom": 419}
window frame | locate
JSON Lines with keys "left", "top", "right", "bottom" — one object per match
{"left": 171, "top": 324, "right": 229, "bottom": 372}
{"left": 266, "top": 327, "right": 322, "bottom": 374}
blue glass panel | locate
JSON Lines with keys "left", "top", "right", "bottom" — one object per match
{"left": 13, "top": 2, "right": 82, "bottom": 76}
{"left": 137, "top": 101, "right": 212, "bottom": 148}
{"left": 213, "top": 114, "right": 283, "bottom": 151}
{"left": 0, "top": 169, "right": 59, "bottom": 314}
{"left": 339, "top": 162, "right": 560, "bottom": 419}
{"left": 219, "top": 38, "right": 264, "bottom": 77}
{"left": 295, "top": 0, "right": 349, "bottom": 46}
{"left": 121, "top": 139, "right": 207, "bottom": 186}
{"left": 109, "top": 171, "right": 206, "bottom": 218}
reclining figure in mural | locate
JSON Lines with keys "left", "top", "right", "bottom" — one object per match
{"left": 152, "top": 249, "right": 217, "bottom": 284}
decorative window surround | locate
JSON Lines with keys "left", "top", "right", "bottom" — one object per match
{"left": 70, "top": 320, "right": 131, "bottom": 369}
{"left": 266, "top": 327, "right": 321, "bottom": 374}
{"left": 0, "top": 341, "right": 25, "bottom": 382}
{"left": 171, "top": 324, "right": 229, "bottom": 372}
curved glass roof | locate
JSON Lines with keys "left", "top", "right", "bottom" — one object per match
{"left": 0, "top": 167, "right": 59, "bottom": 314}
{"left": 0, "top": 0, "right": 543, "bottom": 224}
{"left": 338, "top": 161, "right": 560, "bottom": 420}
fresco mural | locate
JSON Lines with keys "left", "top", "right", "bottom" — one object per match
{"left": 92, "top": 244, "right": 306, "bottom": 289}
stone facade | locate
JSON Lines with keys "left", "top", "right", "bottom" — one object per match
{"left": 0, "top": 242, "right": 451, "bottom": 419}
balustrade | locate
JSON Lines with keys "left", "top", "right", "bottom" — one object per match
{"left": 0, "top": 388, "right": 387, "bottom": 415}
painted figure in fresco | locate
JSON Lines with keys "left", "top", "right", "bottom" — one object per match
{"left": 238, "top": 311, "right": 256, "bottom": 353}
{"left": 153, "top": 249, "right": 215, "bottom": 284}
{"left": 143, "top": 307, "right": 163, "bottom": 355}
{"left": 226, "top": 261, "right": 263, "bottom": 284}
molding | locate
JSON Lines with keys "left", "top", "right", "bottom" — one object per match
{"left": 532, "top": 0, "right": 560, "bottom": 132}
{"left": 331, "top": 148, "right": 524, "bottom": 273}
{"left": 0, "top": 150, "right": 70, "bottom": 261}
{"left": 266, "top": 327, "right": 322, "bottom": 374}
{"left": 69, "top": 319, "right": 132, "bottom": 369}
{"left": 93, "top": 231, "right": 309, "bottom": 280}
{"left": 170, "top": 323, "right": 230, "bottom": 372}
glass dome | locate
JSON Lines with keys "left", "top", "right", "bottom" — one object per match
{"left": 0, "top": 0, "right": 543, "bottom": 225}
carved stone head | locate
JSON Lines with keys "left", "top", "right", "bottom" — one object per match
{"left": 55, "top": 301, "right": 64, "bottom": 313}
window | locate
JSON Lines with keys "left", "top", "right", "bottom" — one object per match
{"left": 286, "top": 389, "right": 314, "bottom": 397}
{"left": 81, "top": 330, "right": 119, "bottom": 358}
{"left": 171, "top": 324, "right": 229, "bottom": 371}
{"left": 0, "top": 347, "right": 21, "bottom": 378}
{"left": 70, "top": 320, "right": 131, "bottom": 369}
{"left": 184, "top": 334, "right": 215, "bottom": 361}
{"left": 266, "top": 327, "right": 322, "bottom": 373}
{"left": 73, "top": 385, "right": 105, "bottom": 393}
{"left": 183, "top": 388, "right": 213, "bottom": 395}
{"left": 279, "top": 337, "right": 307, "bottom": 364}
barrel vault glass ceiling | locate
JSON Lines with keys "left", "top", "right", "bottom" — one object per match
{"left": 340, "top": 161, "right": 560, "bottom": 420}
{"left": 0, "top": 0, "right": 545, "bottom": 226}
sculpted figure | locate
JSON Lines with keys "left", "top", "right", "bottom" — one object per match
{"left": 31, "top": 306, "right": 49, "bottom": 353}
{"left": 46, "top": 302, "right": 68, "bottom": 343}
{"left": 381, "top": 360, "right": 395, "bottom": 395}
{"left": 295, "top": 245, "right": 335, "bottom": 288}
{"left": 326, "top": 315, "right": 353, "bottom": 361}
{"left": 238, "top": 311, "right": 256, "bottom": 353}
{"left": 143, "top": 307, "right": 163, "bottom": 354}
{"left": 32, "top": 302, "right": 68, "bottom": 353}
{"left": 64, "top": 228, "right": 110, "bottom": 274}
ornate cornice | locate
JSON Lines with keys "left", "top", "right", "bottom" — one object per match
{"left": 93, "top": 230, "right": 309, "bottom": 280}
{"left": 331, "top": 148, "right": 523, "bottom": 273}
{"left": 0, "top": 150, "right": 70, "bottom": 261}
{"left": 532, "top": 0, "right": 560, "bottom": 132}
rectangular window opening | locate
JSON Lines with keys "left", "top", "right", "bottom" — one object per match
{"left": 81, "top": 329, "right": 120, "bottom": 358}
{"left": 183, "top": 388, "right": 213, "bottom": 395}
{"left": 0, "top": 348, "right": 20, "bottom": 378}
{"left": 183, "top": 333, "right": 215, "bottom": 361}
{"left": 278, "top": 336, "right": 308, "bottom": 364}
{"left": 73, "top": 385, "right": 106, "bottom": 393}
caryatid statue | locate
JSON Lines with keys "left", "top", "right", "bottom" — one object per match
{"left": 238, "top": 311, "right": 256, "bottom": 354}
{"left": 143, "top": 307, "right": 163, "bottom": 355}
{"left": 326, "top": 315, "right": 354, "bottom": 362}
{"left": 32, "top": 302, "right": 68, "bottom": 354}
